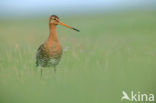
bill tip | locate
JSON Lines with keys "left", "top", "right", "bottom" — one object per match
{"left": 72, "top": 28, "right": 80, "bottom": 32}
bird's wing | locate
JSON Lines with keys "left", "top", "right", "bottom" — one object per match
{"left": 37, "top": 44, "right": 44, "bottom": 51}
{"left": 36, "top": 44, "right": 44, "bottom": 66}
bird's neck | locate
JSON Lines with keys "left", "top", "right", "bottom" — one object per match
{"left": 48, "top": 24, "right": 59, "bottom": 42}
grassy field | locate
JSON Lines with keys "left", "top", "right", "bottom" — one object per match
{"left": 0, "top": 10, "right": 156, "bottom": 103}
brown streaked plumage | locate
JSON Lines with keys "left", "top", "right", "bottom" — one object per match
{"left": 36, "top": 15, "right": 79, "bottom": 76}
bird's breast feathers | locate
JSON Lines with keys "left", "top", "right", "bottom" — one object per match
{"left": 42, "top": 43, "right": 62, "bottom": 57}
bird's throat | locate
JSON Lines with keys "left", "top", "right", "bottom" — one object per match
{"left": 48, "top": 24, "right": 58, "bottom": 42}
{"left": 45, "top": 24, "right": 60, "bottom": 48}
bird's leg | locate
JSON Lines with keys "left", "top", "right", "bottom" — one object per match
{"left": 54, "top": 65, "right": 56, "bottom": 73}
{"left": 51, "top": 65, "right": 56, "bottom": 80}
{"left": 40, "top": 67, "right": 43, "bottom": 79}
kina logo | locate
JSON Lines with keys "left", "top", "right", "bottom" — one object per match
{"left": 121, "top": 91, "right": 154, "bottom": 102}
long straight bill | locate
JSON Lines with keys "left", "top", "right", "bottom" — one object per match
{"left": 59, "top": 21, "right": 80, "bottom": 32}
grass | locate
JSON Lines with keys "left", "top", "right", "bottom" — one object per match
{"left": 0, "top": 10, "right": 156, "bottom": 103}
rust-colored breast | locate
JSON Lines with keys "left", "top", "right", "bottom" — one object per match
{"left": 45, "top": 41, "right": 62, "bottom": 57}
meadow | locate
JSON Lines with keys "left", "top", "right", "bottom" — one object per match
{"left": 0, "top": 10, "right": 156, "bottom": 103}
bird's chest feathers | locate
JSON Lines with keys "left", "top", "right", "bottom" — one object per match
{"left": 44, "top": 41, "right": 61, "bottom": 54}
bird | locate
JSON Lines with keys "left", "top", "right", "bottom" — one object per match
{"left": 36, "top": 15, "right": 80, "bottom": 77}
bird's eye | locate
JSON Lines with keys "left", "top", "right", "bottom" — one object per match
{"left": 53, "top": 18, "right": 56, "bottom": 20}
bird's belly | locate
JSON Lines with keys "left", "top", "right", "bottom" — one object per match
{"left": 39, "top": 57, "right": 60, "bottom": 67}
{"left": 49, "top": 57, "right": 59, "bottom": 64}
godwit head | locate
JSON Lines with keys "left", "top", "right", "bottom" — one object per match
{"left": 49, "top": 15, "right": 80, "bottom": 32}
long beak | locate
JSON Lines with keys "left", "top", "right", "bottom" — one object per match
{"left": 59, "top": 21, "right": 80, "bottom": 32}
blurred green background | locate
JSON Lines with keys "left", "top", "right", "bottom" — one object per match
{"left": 0, "top": 0, "right": 156, "bottom": 103}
